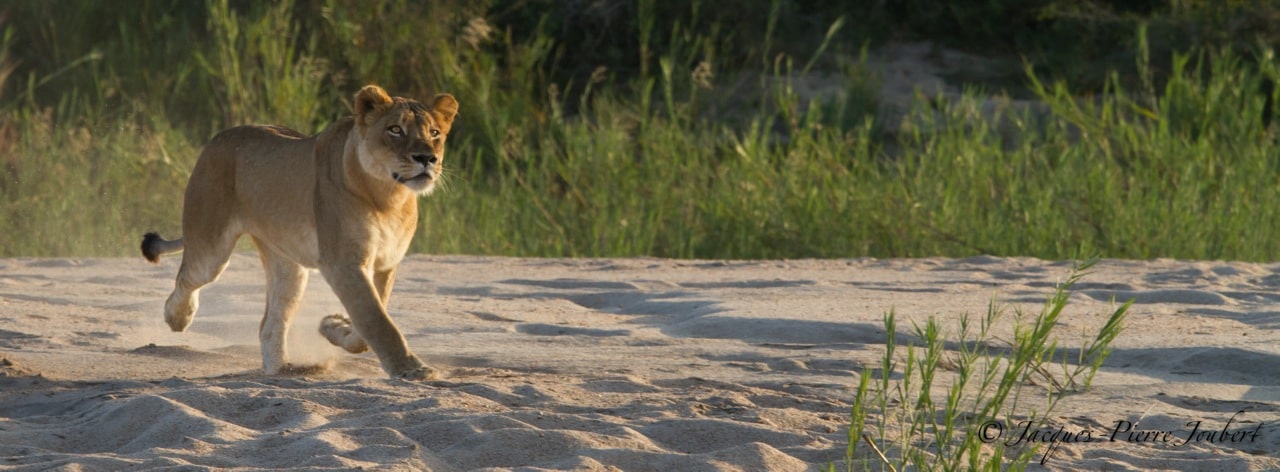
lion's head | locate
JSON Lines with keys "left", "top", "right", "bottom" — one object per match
{"left": 352, "top": 85, "right": 459, "bottom": 195}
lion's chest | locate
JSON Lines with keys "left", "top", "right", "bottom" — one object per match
{"left": 362, "top": 205, "right": 417, "bottom": 272}
{"left": 369, "top": 222, "right": 412, "bottom": 271}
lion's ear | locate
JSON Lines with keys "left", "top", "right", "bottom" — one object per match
{"left": 430, "top": 94, "right": 459, "bottom": 129}
{"left": 354, "top": 85, "right": 393, "bottom": 117}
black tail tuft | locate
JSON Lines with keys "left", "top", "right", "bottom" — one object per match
{"left": 141, "top": 232, "right": 164, "bottom": 263}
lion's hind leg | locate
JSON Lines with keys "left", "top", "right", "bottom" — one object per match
{"left": 165, "top": 229, "right": 238, "bottom": 332}
{"left": 165, "top": 151, "right": 241, "bottom": 332}
{"left": 255, "top": 240, "right": 309, "bottom": 374}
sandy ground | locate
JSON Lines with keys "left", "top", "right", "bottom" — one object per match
{"left": 1, "top": 255, "right": 1278, "bottom": 470}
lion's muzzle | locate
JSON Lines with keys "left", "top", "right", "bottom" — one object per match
{"left": 392, "top": 171, "right": 432, "bottom": 183}
{"left": 411, "top": 153, "right": 438, "bottom": 166}
{"left": 392, "top": 153, "right": 439, "bottom": 190}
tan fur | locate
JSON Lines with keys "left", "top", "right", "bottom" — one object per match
{"left": 141, "top": 85, "right": 458, "bottom": 379}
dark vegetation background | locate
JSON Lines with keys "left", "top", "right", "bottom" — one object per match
{"left": 2, "top": 0, "right": 1279, "bottom": 259}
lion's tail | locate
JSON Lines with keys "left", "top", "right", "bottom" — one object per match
{"left": 141, "top": 232, "right": 184, "bottom": 263}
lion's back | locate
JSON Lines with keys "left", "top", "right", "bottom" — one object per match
{"left": 204, "top": 125, "right": 308, "bottom": 160}
{"left": 195, "top": 124, "right": 315, "bottom": 180}
{"left": 182, "top": 124, "right": 324, "bottom": 263}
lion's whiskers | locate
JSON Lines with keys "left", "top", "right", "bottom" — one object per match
{"left": 435, "top": 164, "right": 455, "bottom": 193}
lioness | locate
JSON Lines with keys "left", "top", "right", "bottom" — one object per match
{"left": 141, "top": 85, "right": 458, "bottom": 380}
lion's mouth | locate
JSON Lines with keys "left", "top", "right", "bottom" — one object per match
{"left": 393, "top": 172, "right": 431, "bottom": 184}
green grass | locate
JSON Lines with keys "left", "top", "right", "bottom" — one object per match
{"left": 416, "top": 40, "right": 1280, "bottom": 260}
{"left": 1, "top": 2, "right": 1279, "bottom": 259}
{"left": 838, "top": 258, "right": 1131, "bottom": 470}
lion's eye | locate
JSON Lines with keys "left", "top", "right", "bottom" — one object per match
{"left": 430, "top": 129, "right": 440, "bottom": 139}
{"left": 387, "top": 125, "right": 404, "bottom": 137}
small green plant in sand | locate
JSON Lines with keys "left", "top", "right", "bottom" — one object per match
{"left": 839, "top": 258, "right": 1131, "bottom": 470}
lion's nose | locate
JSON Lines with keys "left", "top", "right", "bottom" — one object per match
{"left": 411, "top": 153, "right": 438, "bottom": 165}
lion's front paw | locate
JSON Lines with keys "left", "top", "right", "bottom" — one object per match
{"left": 320, "top": 313, "right": 370, "bottom": 353}
{"left": 398, "top": 365, "right": 440, "bottom": 381}
{"left": 390, "top": 354, "right": 440, "bottom": 381}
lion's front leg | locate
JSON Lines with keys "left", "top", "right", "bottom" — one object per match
{"left": 320, "top": 264, "right": 436, "bottom": 380}
{"left": 374, "top": 267, "right": 396, "bottom": 305}
{"left": 319, "top": 266, "right": 399, "bottom": 354}
{"left": 320, "top": 312, "right": 369, "bottom": 353}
